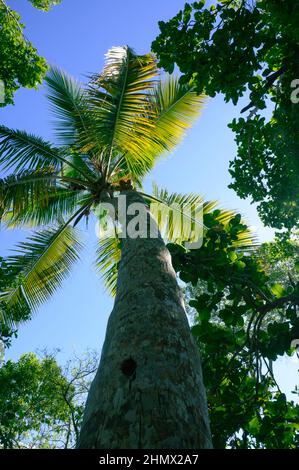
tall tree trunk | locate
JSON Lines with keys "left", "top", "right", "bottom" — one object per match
{"left": 78, "top": 191, "right": 212, "bottom": 449}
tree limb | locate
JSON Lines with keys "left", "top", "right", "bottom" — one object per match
{"left": 241, "top": 65, "right": 287, "bottom": 114}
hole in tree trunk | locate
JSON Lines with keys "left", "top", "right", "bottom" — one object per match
{"left": 121, "top": 358, "right": 137, "bottom": 378}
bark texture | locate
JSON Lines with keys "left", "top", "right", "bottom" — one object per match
{"left": 78, "top": 192, "right": 212, "bottom": 449}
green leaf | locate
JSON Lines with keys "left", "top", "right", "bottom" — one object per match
{"left": 271, "top": 283, "right": 286, "bottom": 298}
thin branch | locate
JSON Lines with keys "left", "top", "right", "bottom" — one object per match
{"left": 241, "top": 65, "right": 287, "bottom": 114}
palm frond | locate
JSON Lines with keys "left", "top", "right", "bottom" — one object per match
{"left": 61, "top": 150, "right": 97, "bottom": 182}
{"left": 93, "top": 184, "right": 255, "bottom": 296}
{"left": 4, "top": 189, "right": 83, "bottom": 228}
{"left": 141, "top": 184, "right": 205, "bottom": 246}
{"left": 147, "top": 76, "right": 205, "bottom": 159}
{"left": 45, "top": 67, "right": 97, "bottom": 152}
{"left": 0, "top": 169, "right": 56, "bottom": 220}
{"left": 87, "top": 46, "right": 158, "bottom": 178}
{"left": 0, "top": 224, "right": 83, "bottom": 326}
{"left": 0, "top": 168, "right": 89, "bottom": 228}
{"left": 0, "top": 126, "right": 69, "bottom": 173}
{"left": 106, "top": 75, "right": 205, "bottom": 182}
{"left": 143, "top": 185, "right": 256, "bottom": 249}
{"left": 94, "top": 228, "right": 121, "bottom": 296}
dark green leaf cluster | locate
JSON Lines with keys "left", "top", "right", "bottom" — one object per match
{"left": 168, "top": 213, "right": 299, "bottom": 448}
{"left": 0, "top": 0, "right": 61, "bottom": 106}
{"left": 152, "top": 0, "right": 299, "bottom": 230}
{"left": 0, "top": 257, "right": 25, "bottom": 347}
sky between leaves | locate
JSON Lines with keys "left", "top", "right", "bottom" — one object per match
{"left": 0, "top": 0, "right": 297, "bottom": 398}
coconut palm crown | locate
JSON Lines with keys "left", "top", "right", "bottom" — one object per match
{"left": 0, "top": 46, "right": 253, "bottom": 327}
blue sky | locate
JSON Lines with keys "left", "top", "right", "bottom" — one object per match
{"left": 1, "top": 0, "right": 297, "bottom": 398}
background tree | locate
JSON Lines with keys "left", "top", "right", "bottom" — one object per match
{"left": 169, "top": 213, "right": 299, "bottom": 448}
{"left": 152, "top": 0, "right": 299, "bottom": 231}
{"left": 0, "top": 350, "right": 97, "bottom": 448}
{"left": 0, "top": 0, "right": 61, "bottom": 106}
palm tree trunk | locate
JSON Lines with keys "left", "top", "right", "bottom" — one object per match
{"left": 78, "top": 191, "right": 212, "bottom": 449}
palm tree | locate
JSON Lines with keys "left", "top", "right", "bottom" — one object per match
{"left": 0, "top": 46, "right": 253, "bottom": 448}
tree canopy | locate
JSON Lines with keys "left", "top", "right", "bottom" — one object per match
{"left": 0, "top": 0, "right": 61, "bottom": 106}
{"left": 169, "top": 212, "right": 299, "bottom": 448}
{"left": 152, "top": 0, "right": 299, "bottom": 231}
{"left": 0, "top": 350, "right": 96, "bottom": 448}
{"left": 0, "top": 46, "right": 209, "bottom": 326}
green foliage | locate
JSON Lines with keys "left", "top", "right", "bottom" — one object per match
{"left": 257, "top": 234, "right": 299, "bottom": 287}
{"left": 152, "top": 0, "right": 299, "bottom": 230}
{"left": 0, "top": 224, "right": 83, "bottom": 323}
{"left": 0, "top": 350, "right": 95, "bottom": 448}
{"left": 0, "top": 257, "right": 19, "bottom": 347}
{"left": 94, "top": 184, "right": 254, "bottom": 296}
{"left": 169, "top": 213, "right": 299, "bottom": 448}
{"left": 0, "top": 353, "right": 71, "bottom": 448}
{"left": 28, "top": 0, "right": 61, "bottom": 11}
{"left": 0, "top": 0, "right": 61, "bottom": 106}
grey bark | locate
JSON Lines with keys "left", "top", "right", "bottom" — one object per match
{"left": 78, "top": 191, "right": 212, "bottom": 449}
